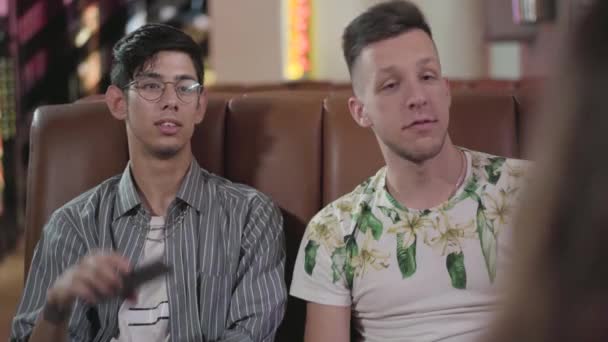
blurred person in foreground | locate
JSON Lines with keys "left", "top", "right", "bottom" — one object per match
{"left": 486, "top": 1, "right": 608, "bottom": 341}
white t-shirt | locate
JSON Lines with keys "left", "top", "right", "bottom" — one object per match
{"left": 111, "top": 216, "right": 170, "bottom": 342}
{"left": 290, "top": 149, "right": 530, "bottom": 342}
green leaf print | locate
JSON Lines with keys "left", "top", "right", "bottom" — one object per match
{"left": 476, "top": 199, "right": 497, "bottom": 282}
{"left": 358, "top": 203, "right": 383, "bottom": 240}
{"left": 330, "top": 246, "right": 347, "bottom": 283}
{"left": 484, "top": 157, "right": 506, "bottom": 185}
{"left": 464, "top": 174, "right": 481, "bottom": 196}
{"left": 446, "top": 252, "right": 467, "bottom": 289}
{"left": 396, "top": 233, "right": 417, "bottom": 278}
{"left": 378, "top": 205, "right": 402, "bottom": 224}
{"left": 330, "top": 237, "right": 359, "bottom": 288}
{"left": 420, "top": 209, "right": 431, "bottom": 217}
{"left": 344, "top": 236, "right": 359, "bottom": 288}
{"left": 445, "top": 175, "right": 481, "bottom": 210}
{"left": 304, "top": 240, "right": 320, "bottom": 275}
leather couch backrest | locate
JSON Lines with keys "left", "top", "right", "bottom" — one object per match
{"left": 25, "top": 89, "right": 524, "bottom": 342}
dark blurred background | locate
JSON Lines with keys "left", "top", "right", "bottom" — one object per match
{"left": 0, "top": 0, "right": 210, "bottom": 258}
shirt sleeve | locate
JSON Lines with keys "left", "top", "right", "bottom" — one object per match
{"left": 290, "top": 205, "right": 352, "bottom": 307}
{"left": 218, "top": 194, "right": 288, "bottom": 342}
{"left": 10, "top": 211, "right": 92, "bottom": 342}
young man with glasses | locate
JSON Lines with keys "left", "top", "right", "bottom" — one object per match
{"left": 11, "top": 24, "right": 287, "bottom": 342}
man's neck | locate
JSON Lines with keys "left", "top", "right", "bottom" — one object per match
{"left": 384, "top": 141, "right": 464, "bottom": 210}
{"left": 130, "top": 150, "right": 193, "bottom": 217}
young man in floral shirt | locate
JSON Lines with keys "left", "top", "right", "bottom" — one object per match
{"left": 290, "top": 1, "right": 529, "bottom": 341}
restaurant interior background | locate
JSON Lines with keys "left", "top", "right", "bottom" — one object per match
{"left": 0, "top": 0, "right": 596, "bottom": 339}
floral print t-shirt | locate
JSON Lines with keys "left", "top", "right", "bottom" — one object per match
{"left": 290, "top": 148, "right": 529, "bottom": 342}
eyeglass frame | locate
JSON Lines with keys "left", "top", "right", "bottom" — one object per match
{"left": 122, "top": 77, "right": 204, "bottom": 103}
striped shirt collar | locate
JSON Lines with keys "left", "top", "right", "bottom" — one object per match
{"left": 114, "top": 158, "right": 207, "bottom": 220}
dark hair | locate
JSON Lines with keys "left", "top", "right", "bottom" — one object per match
{"left": 342, "top": 0, "right": 432, "bottom": 74}
{"left": 487, "top": 1, "right": 608, "bottom": 341}
{"left": 110, "top": 23, "right": 204, "bottom": 88}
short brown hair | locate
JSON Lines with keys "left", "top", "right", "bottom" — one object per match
{"left": 342, "top": 0, "right": 432, "bottom": 75}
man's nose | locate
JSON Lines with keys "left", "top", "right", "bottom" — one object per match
{"left": 405, "top": 82, "right": 428, "bottom": 110}
{"left": 160, "top": 84, "right": 179, "bottom": 110}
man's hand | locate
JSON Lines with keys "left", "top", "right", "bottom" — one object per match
{"left": 45, "top": 251, "right": 132, "bottom": 311}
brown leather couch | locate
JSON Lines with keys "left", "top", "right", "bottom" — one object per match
{"left": 24, "top": 89, "right": 524, "bottom": 341}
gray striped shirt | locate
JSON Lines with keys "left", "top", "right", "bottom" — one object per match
{"left": 11, "top": 161, "right": 287, "bottom": 342}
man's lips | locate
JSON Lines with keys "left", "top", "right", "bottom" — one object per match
{"left": 155, "top": 118, "right": 182, "bottom": 135}
{"left": 154, "top": 118, "right": 182, "bottom": 127}
{"left": 403, "top": 118, "right": 438, "bottom": 129}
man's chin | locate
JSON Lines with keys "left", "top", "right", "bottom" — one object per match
{"left": 151, "top": 146, "right": 182, "bottom": 160}
{"left": 390, "top": 137, "right": 447, "bottom": 163}
{"left": 399, "top": 148, "right": 441, "bottom": 163}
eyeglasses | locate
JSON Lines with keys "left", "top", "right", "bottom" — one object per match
{"left": 124, "top": 78, "right": 203, "bottom": 103}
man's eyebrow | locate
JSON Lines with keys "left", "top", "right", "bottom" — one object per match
{"left": 377, "top": 65, "right": 399, "bottom": 75}
{"left": 175, "top": 75, "right": 197, "bottom": 82}
{"left": 417, "top": 57, "right": 439, "bottom": 67}
{"left": 135, "top": 72, "right": 162, "bottom": 79}
{"left": 134, "top": 72, "right": 198, "bottom": 82}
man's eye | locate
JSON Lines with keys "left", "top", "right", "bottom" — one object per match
{"left": 178, "top": 82, "right": 199, "bottom": 92}
{"left": 141, "top": 83, "right": 162, "bottom": 90}
{"left": 179, "top": 85, "right": 196, "bottom": 93}
{"left": 382, "top": 82, "right": 397, "bottom": 90}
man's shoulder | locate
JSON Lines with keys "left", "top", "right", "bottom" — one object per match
{"left": 466, "top": 149, "right": 531, "bottom": 179}
{"left": 464, "top": 148, "right": 531, "bottom": 206}
{"left": 466, "top": 148, "right": 529, "bottom": 164}
{"left": 200, "top": 169, "right": 276, "bottom": 209}
{"left": 309, "top": 167, "right": 385, "bottom": 230}
{"left": 51, "top": 174, "right": 122, "bottom": 224}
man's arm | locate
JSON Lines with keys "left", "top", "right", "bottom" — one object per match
{"left": 27, "top": 252, "right": 130, "bottom": 342}
{"left": 305, "top": 303, "right": 351, "bottom": 342}
{"left": 219, "top": 195, "right": 287, "bottom": 342}
{"left": 11, "top": 213, "right": 130, "bottom": 342}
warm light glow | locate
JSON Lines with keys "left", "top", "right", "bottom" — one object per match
{"left": 0, "top": 0, "right": 8, "bottom": 17}
{"left": 285, "top": 0, "right": 312, "bottom": 80}
{"left": 74, "top": 3, "right": 100, "bottom": 47}
{"left": 78, "top": 51, "right": 101, "bottom": 94}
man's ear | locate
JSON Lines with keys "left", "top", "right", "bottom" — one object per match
{"left": 105, "top": 85, "right": 128, "bottom": 120}
{"left": 194, "top": 88, "right": 208, "bottom": 125}
{"left": 348, "top": 95, "right": 372, "bottom": 128}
